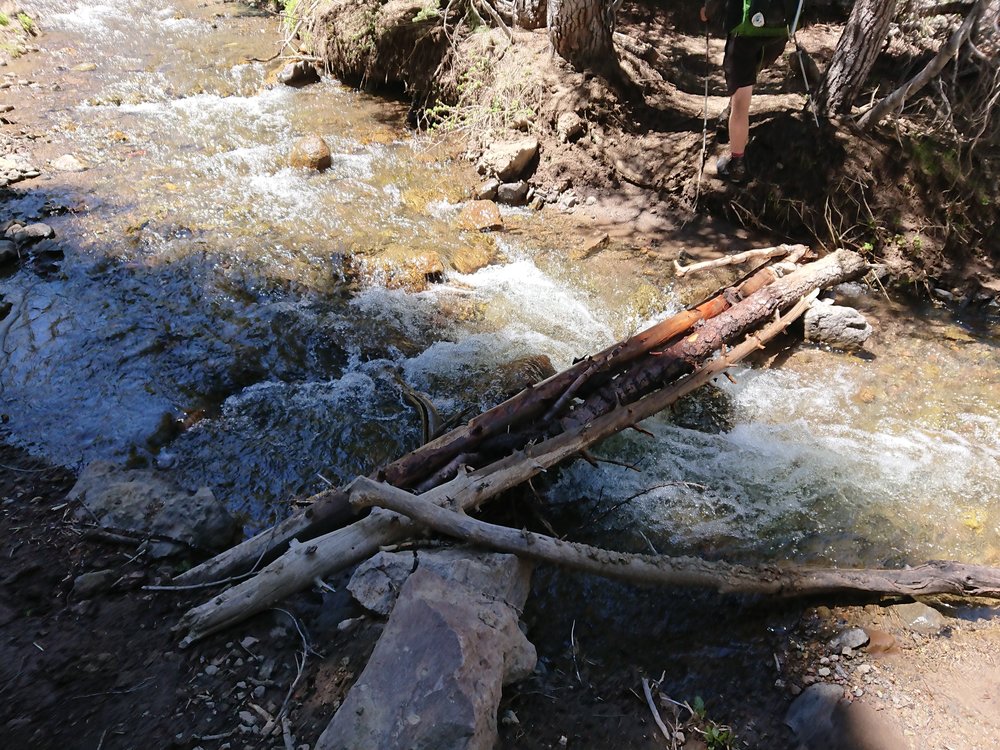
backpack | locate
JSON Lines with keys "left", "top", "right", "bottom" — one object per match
{"left": 730, "top": 0, "right": 800, "bottom": 37}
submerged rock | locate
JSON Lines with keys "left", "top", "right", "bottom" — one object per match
{"left": 890, "top": 602, "right": 948, "bottom": 635}
{"left": 67, "top": 462, "right": 239, "bottom": 557}
{"left": 458, "top": 199, "right": 503, "bottom": 232}
{"left": 0, "top": 239, "right": 17, "bottom": 265}
{"left": 289, "top": 134, "right": 332, "bottom": 171}
{"left": 320, "top": 566, "right": 536, "bottom": 750}
{"left": 477, "top": 137, "right": 539, "bottom": 181}
{"left": 804, "top": 301, "right": 872, "bottom": 351}
{"left": 451, "top": 237, "right": 499, "bottom": 275}
{"left": 11, "top": 222, "right": 54, "bottom": 246}
{"left": 352, "top": 249, "right": 445, "bottom": 291}
{"left": 51, "top": 154, "right": 88, "bottom": 172}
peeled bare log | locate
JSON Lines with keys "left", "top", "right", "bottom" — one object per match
{"left": 353, "top": 480, "right": 1000, "bottom": 600}
{"left": 177, "top": 263, "right": 781, "bottom": 584}
{"left": 673, "top": 243, "right": 807, "bottom": 278}
{"left": 176, "top": 290, "right": 819, "bottom": 644}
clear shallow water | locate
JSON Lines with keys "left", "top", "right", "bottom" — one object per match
{"left": 3, "top": 0, "right": 999, "bottom": 561}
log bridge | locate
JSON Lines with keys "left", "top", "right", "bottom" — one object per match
{"left": 171, "top": 247, "right": 1000, "bottom": 648}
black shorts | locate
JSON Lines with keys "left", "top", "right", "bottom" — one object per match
{"left": 723, "top": 35, "right": 787, "bottom": 96}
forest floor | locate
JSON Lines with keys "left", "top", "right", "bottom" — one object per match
{"left": 2, "top": 2, "right": 999, "bottom": 750}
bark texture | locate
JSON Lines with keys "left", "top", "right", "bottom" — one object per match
{"left": 816, "top": 0, "right": 898, "bottom": 116}
{"left": 548, "top": 0, "right": 616, "bottom": 68}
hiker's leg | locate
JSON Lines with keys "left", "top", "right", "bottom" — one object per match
{"left": 729, "top": 85, "right": 752, "bottom": 155}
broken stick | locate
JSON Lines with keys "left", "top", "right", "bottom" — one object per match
{"left": 673, "top": 243, "right": 808, "bottom": 278}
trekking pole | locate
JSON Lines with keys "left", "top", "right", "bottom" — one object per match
{"left": 693, "top": 22, "right": 711, "bottom": 209}
{"left": 789, "top": 0, "right": 819, "bottom": 126}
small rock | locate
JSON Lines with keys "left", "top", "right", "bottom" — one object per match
{"left": 277, "top": 60, "right": 320, "bottom": 87}
{"left": 238, "top": 710, "right": 256, "bottom": 726}
{"left": 72, "top": 569, "right": 117, "bottom": 598}
{"left": 240, "top": 636, "right": 259, "bottom": 649}
{"left": 71, "top": 62, "right": 98, "bottom": 72}
{"left": 818, "top": 667, "right": 831, "bottom": 677}
{"left": 204, "top": 664, "right": 219, "bottom": 676}
{"left": 556, "top": 111, "right": 586, "bottom": 142}
{"left": 863, "top": 628, "right": 898, "bottom": 655}
{"left": 12, "top": 222, "right": 54, "bottom": 245}
{"left": 804, "top": 302, "right": 872, "bottom": 351}
{"left": 336, "top": 616, "right": 363, "bottom": 633}
{"left": 473, "top": 178, "right": 500, "bottom": 201}
{"left": 0, "top": 239, "right": 18, "bottom": 264}
{"left": 571, "top": 232, "right": 609, "bottom": 261}
{"left": 856, "top": 663, "right": 872, "bottom": 675}
{"left": 853, "top": 687, "right": 864, "bottom": 697}
{"left": 476, "top": 137, "right": 539, "bottom": 181}
{"left": 820, "top": 656, "right": 830, "bottom": 665}
{"left": 51, "top": 154, "right": 88, "bottom": 172}
{"left": 457, "top": 199, "right": 503, "bottom": 232}
{"left": 496, "top": 180, "right": 529, "bottom": 205}
{"left": 837, "top": 627, "right": 870, "bottom": 650}
{"left": 500, "top": 709, "right": 519, "bottom": 726}
{"left": 253, "top": 685, "right": 266, "bottom": 699}
{"left": 289, "top": 134, "right": 331, "bottom": 171}
{"left": 890, "top": 602, "right": 948, "bottom": 635}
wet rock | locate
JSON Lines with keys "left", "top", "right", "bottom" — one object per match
{"left": 67, "top": 462, "right": 239, "bottom": 557}
{"left": 476, "top": 137, "right": 539, "bottom": 181}
{"left": 890, "top": 602, "right": 948, "bottom": 634}
{"left": 51, "top": 154, "right": 88, "bottom": 172}
{"left": 803, "top": 301, "right": 872, "bottom": 351}
{"left": 0, "top": 240, "right": 17, "bottom": 265}
{"left": 318, "top": 567, "right": 536, "bottom": 750}
{"left": 483, "top": 354, "right": 556, "bottom": 403}
{"left": 570, "top": 231, "right": 609, "bottom": 261}
{"left": 72, "top": 569, "right": 117, "bottom": 598}
{"left": 451, "top": 237, "right": 499, "bottom": 275}
{"left": 473, "top": 178, "right": 500, "bottom": 201}
{"left": 71, "top": 62, "right": 98, "bottom": 72}
{"left": 786, "top": 683, "right": 909, "bottom": 749}
{"left": 353, "top": 249, "right": 445, "bottom": 292}
{"left": 496, "top": 180, "right": 529, "bottom": 205}
{"left": 289, "top": 134, "right": 332, "bottom": 171}
{"left": 348, "top": 549, "right": 532, "bottom": 617}
{"left": 556, "top": 111, "right": 586, "bottom": 142}
{"left": 277, "top": 60, "right": 320, "bottom": 87}
{"left": 11, "top": 222, "right": 54, "bottom": 245}
{"left": 458, "top": 199, "right": 503, "bottom": 232}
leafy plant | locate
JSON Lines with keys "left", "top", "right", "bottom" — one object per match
{"left": 17, "top": 12, "right": 35, "bottom": 34}
{"left": 0, "top": 12, "right": 9, "bottom": 26}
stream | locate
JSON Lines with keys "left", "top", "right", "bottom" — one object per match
{"left": 3, "top": 0, "right": 1000, "bottom": 577}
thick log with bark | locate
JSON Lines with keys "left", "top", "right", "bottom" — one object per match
{"left": 352, "top": 481, "right": 1000, "bottom": 600}
{"left": 177, "top": 259, "right": 788, "bottom": 585}
{"left": 176, "top": 287, "right": 825, "bottom": 643}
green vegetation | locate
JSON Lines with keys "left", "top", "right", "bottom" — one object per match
{"left": 413, "top": 0, "right": 441, "bottom": 23}
{"left": 17, "top": 12, "right": 35, "bottom": 34}
{"left": 690, "top": 696, "right": 736, "bottom": 750}
{"left": 0, "top": 12, "right": 9, "bottom": 26}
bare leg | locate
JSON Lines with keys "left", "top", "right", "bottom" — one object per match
{"left": 729, "top": 85, "right": 753, "bottom": 155}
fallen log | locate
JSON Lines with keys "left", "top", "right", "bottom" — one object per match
{"left": 176, "top": 289, "right": 820, "bottom": 644}
{"left": 673, "top": 243, "right": 808, "bottom": 278}
{"left": 351, "top": 479, "right": 1000, "bottom": 600}
{"left": 176, "top": 255, "right": 793, "bottom": 585}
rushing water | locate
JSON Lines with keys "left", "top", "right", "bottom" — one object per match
{"left": 3, "top": 0, "right": 999, "bottom": 563}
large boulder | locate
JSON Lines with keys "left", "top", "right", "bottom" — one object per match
{"left": 348, "top": 548, "right": 533, "bottom": 616}
{"left": 67, "top": 462, "right": 239, "bottom": 557}
{"left": 319, "top": 566, "right": 536, "bottom": 750}
{"left": 289, "top": 134, "right": 332, "bottom": 171}
{"left": 786, "top": 683, "right": 909, "bottom": 750}
{"left": 804, "top": 301, "right": 872, "bottom": 351}
{"left": 477, "top": 137, "right": 539, "bottom": 181}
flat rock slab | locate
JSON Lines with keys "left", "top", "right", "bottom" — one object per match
{"left": 477, "top": 137, "right": 539, "bottom": 181}
{"left": 348, "top": 548, "right": 533, "bottom": 616}
{"left": 889, "top": 602, "right": 948, "bottom": 635}
{"left": 68, "top": 461, "right": 238, "bottom": 557}
{"left": 786, "top": 683, "right": 909, "bottom": 750}
{"left": 317, "top": 567, "right": 536, "bottom": 750}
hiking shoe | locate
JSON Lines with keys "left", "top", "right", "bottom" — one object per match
{"left": 716, "top": 153, "right": 748, "bottom": 183}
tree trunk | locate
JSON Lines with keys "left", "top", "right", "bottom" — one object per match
{"left": 816, "top": 0, "right": 897, "bottom": 117}
{"left": 547, "top": 0, "right": 616, "bottom": 68}
{"left": 516, "top": 0, "right": 547, "bottom": 29}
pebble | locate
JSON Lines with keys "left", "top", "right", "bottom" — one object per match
{"left": 856, "top": 663, "right": 872, "bottom": 675}
{"left": 238, "top": 710, "right": 256, "bottom": 725}
{"left": 204, "top": 664, "right": 219, "bottom": 676}
{"left": 818, "top": 667, "right": 831, "bottom": 677}
{"left": 253, "top": 685, "right": 266, "bottom": 699}
{"left": 240, "top": 636, "right": 259, "bottom": 649}
{"left": 853, "top": 687, "right": 864, "bottom": 697}
{"left": 838, "top": 627, "right": 870, "bottom": 650}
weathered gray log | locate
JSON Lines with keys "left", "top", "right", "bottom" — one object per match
{"left": 353, "top": 481, "right": 1000, "bottom": 600}
{"left": 176, "top": 289, "right": 820, "bottom": 644}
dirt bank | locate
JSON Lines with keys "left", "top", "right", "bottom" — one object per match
{"left": 302, "top": 0, "right": 999, "bottom": 298}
